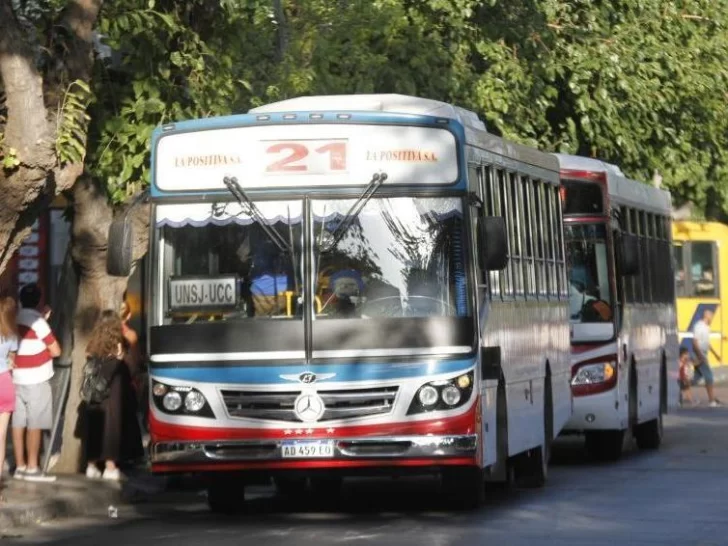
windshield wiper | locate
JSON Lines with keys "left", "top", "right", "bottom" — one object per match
{"left": 223, "top": 176, "right": 291, "bottom": 253}
{"left": 319, "top": 171, "right": 388, "bottom": 252}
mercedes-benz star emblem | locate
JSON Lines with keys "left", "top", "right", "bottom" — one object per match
{"left": 299, "top": 372, "right": 317, "bottom": 384}
{"left": 293, "top": 392, "right": 326, "bottom": 423}
{"left": 279, "top": 371, "right": 336, "bottom": 384}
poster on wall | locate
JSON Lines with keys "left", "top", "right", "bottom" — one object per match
{"left": 16, "top": 214, "right": 48, "bottom": 306}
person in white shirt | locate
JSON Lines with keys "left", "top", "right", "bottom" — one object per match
{"left": 692, "top": 308, "right": 721, "bottom": 407}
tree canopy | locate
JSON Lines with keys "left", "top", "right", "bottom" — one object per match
{"left": 3, "top": 0, "right": 728, "bottom": 229}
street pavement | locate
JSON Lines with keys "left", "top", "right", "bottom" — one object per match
{"left": 3, "top": 387, "right": 728, "bottom": 546}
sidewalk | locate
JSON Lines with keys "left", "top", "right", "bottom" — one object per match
{"left": 0, "top": 470, "right": 171, "bottom": 531}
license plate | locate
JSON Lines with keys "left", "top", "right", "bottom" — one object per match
{"left": 281, "top": 440, "right": 335, "bottom": 459}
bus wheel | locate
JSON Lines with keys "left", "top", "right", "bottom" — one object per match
{"left": 515, "top": 443, "right": 548, "bottom": 488}
{"left": 584, "top": 430, "right": 624, "bottom": 461}
{"left": 634, "top": 411, "right": 663, "bottom": 450}
{"left": 442, "top": 466, "right": 485, "bottom": 509}
{"left": 207, "top": 478, "right": 245, "bottom": 514}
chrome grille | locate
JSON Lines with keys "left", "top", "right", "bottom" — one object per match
{"left": 220, "top": 386, "right": 399, "bottom": 422}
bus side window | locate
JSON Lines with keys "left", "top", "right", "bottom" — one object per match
{"left": 691, "top": 241, "right": 718, "bottom": 298}
{"left": 484, "top": 165, "right": 502, "bottom": 299}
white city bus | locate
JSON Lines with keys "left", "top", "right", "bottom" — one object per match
{"left": 556, "top": 154, "right": 679, "bottom": 460}
{"left": 108, "top": 94, "right": 572, "bottom": 510}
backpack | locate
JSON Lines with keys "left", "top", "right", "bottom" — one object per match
{"left": 80, "top": 357, "right": 112, "bottom": 405}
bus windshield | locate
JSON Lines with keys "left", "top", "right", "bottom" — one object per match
{"left": 158, "top": 201, "right": 303, "bottom": 323}
{"left": 565, "top": 223, "right": 614, "bottom": 341}
{"left": 313, "top": 197, "right": 470, "bottom": 319}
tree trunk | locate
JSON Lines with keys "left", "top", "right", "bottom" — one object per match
{"left": 53, "top": 177, "right": 126, "bottom": 473}
{"left": 0, "top": 0, "right": 102, "bottom": 276}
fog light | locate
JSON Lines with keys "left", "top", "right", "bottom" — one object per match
{"left": 418, "top": 385, "right": 439, "bottom": 407}
{"left": 163, "top": 391, "right": 183, "bottom": 411}
{"left": 441, "top": 385, "right": 462, "bottom": 406}
{"left": 456, "top": 374, "right": 471, "bottom": 389}
{"left": 185, "top": 391, "right": 206, "bottom": 413}
{"left": 153, "top": 383, "right": 168, "bottom": 397}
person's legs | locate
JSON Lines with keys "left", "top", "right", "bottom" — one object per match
{"left": 12, "top": 385, "right": 28, "bottom": 475}
{"left": 23, "top": 382, "right": 55, "bottom": 482}
{"left": 25, "top": 429, "right": 42, "bottom": 470}
{"left": 0, "top": 412, "right": 10, "bottom": 480}
{"left": 699, "top": 363, "right": 716, "bottom": 402}
{"left": 680, "top": 381, "right": 693, "bottom": 403}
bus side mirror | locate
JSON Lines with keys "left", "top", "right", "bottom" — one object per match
{"left": 479, "top": 216, "right": 508, "bottom": 271}
{"left": 107, "top": 216, "right": 133, "bottom": 277}
{"left": 620, "top": 233, "right": 639, "bottom": 276}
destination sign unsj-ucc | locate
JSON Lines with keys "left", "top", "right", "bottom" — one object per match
{"left": 169, "top": 276, "right": 238, "bottom": 310}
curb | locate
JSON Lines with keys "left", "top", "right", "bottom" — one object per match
{"left": 0, "top": 473, "right": 169, "bottom": 531}
{"left": 0, "top": 479, "right": 123, "bottom": 530}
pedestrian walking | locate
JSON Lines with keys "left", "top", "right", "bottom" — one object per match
{"left": 0, "top": 296, "right": 18, "bottom": 487}
{"left": 12, "top": 284, "right": 59, "bottom": 482}
{"left": 82, "top": 311, "right": 143, "bottom": 481}
{"left": 691, "top": 308, "right": 722, "bottom": 407}
{"left": 678, "top": 347, "right": 696, "bottom": 406}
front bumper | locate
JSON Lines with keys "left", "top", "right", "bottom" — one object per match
{"left": 152, "top": 434, "right": 477, "bottom": 464}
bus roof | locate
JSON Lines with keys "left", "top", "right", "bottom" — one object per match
{"left": 250, "top": 94, "right": 486, "bottom": 131}
{"left": 554, "top": 153, "right": 672, "bottom": 215}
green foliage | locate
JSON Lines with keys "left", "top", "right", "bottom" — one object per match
{"left": 0, "top": 132, "right": 21, "bottom": 171}
{"left": 81, "top": 0, "right": 728, "bottom": 217}
{"left": 469, "top": 0, "right": 728, "bottom": 214}
{"left": 56, "top": 80, "right": 92, "bottom": 164}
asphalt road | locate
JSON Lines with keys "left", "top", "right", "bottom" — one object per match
{"left": 6, "top": 399, "right": 728, "bottom": 546}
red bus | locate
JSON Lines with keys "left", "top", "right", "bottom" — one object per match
{"left": 555, "top": 154, "right": 679, "bottom": 460}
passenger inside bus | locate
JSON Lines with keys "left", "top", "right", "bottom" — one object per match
{"left": 569, "top": 279, "right": 613, "bottom": 322}
{"left": 566, "top": 227, "right": 613, "bottom": 324}
{"left": 694, "top": 266, "right": 715, "bottom": 296}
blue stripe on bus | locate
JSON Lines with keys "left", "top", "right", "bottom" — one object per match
{"left": 680, "top": 303, "right": 719, "bottom": 356}
{"left": 150, "top": 357, "right": 476, "bottom": 384}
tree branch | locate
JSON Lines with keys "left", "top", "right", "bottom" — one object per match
{"left": 60, "top": 0, "right": 104, "bottom": 83}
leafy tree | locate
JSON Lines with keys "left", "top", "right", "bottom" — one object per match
{"left": 469, "top": 0, "right": 728, "bottom": 214}
{"left": 0, "top": 0, "right": 102, "bottom": 274}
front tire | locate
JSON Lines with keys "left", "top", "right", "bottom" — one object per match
{"left": 515, "top": 444, "right": 548, "bottom": 488}
{"left": 635, "top": 411, "right": 663, "bottom": 450}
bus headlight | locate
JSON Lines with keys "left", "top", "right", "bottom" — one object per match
{"left": 184, "top": 391, "right": 206, "bottom": 413}
{"left": 571, "top": 362, "right": 618, "bottom": 397}
{"left": 441, "top": 385, "right": 462, "bottom": 406}
{"left": 163, "top": 391, "right": 182, "bottom": 411}
{"left": 418, "top": 386, "right": 439, "bottom": 407}
{"left": 152, "top": 381, "right": 214, "bottom": 418}
{"left": 571, "top": 362, "right": 615, "bottom": 385}
{"left": 408, "top": 372, "right": 474, "bottom": 415}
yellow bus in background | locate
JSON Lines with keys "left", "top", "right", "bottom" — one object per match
{"left": 672, "top": 221, "right": 728, "bottom": 369}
